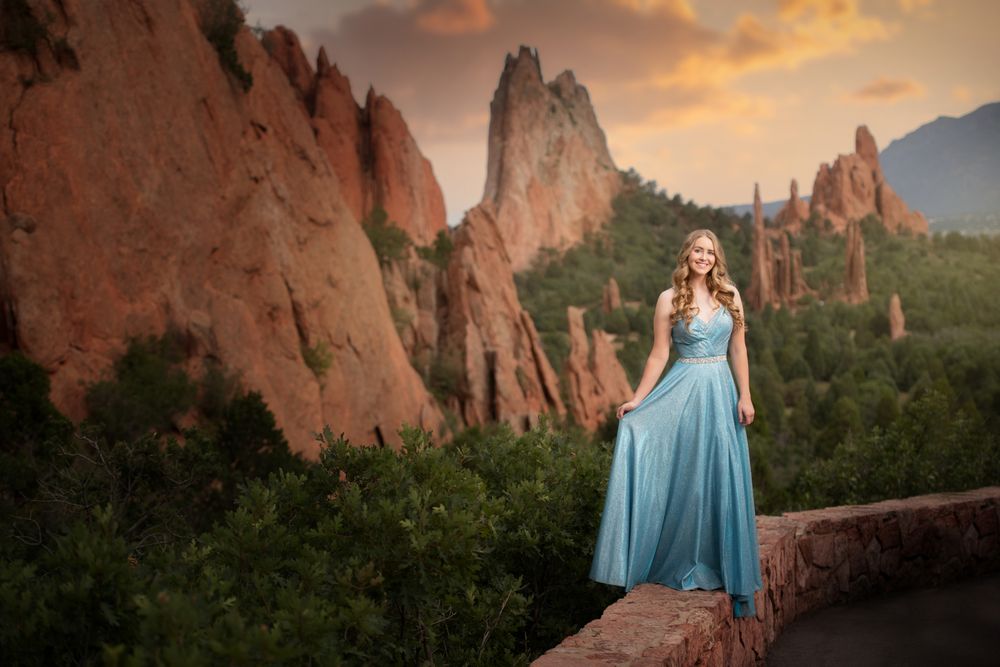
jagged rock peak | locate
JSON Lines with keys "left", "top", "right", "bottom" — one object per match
{"left": 809, "top": 125, "right": 928, "bottom": 236}
{"left": 0, "top": 0, "right": 442, "bottom": 454}
{"left": 503, "top": 45, "right": 544, "bottom": 84}
{"left": 775, "top": 178, "right": 809, "bottom": 234}
{"left": 261, "top": 26, "right": 314, "bottom": 103}
{"left": 748, "top": 184, "right": 813, "bottom": 310}
{"left": 748, "top": 183, "right": 773, "bottom": 311}
{"left": 316, "top": 46, "right": 330, "bottom": 75}
{"left": 753, "top": 183, "right": 764, "bottom": 223}
{"left": 856, "top": 125, "right": 880, "bottom": 173}
{"left": 482, "top": 46, "right": 620, "bottom": 270}
{"left": 300, "top": 46, "right": 447, "bottom": 245}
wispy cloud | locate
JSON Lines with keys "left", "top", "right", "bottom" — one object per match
{"left": 846, "top": 76, "right": 925, "bottom": 103}
{"left": 415, "top": 0, "right": 495, "bottom": 35}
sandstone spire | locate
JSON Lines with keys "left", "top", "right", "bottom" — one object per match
{"left": 747, "top": 184, "right": 774, "bottom": 310}
{"left": 810, "top": 126, "right": 928, "bottom": 235}
{"left": 843, "top": 219, "right": 870, "bottom": 304}
{"left": 888, "top": 293, "right": 907, "bottom": 340}
{"left": 564, "top": 307, "right": 632, "bottom": 430}
{"left": 0, "top": 2, "right": 442, "bottom": 453}
{"left": 602, "top": 276, "right": 623, "bottom": 314}
{"left": 774, "top": 179, "right": 810, "bottom": 234}
{"left": 747, "top": 184, "right": 814, "bottom": 310}
{"left": 482, "top": 46, "right": 620, "bottom": 270}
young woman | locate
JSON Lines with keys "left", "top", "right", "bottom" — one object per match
{"left": 589, "top": 229, "right": 763, "bottom": 618}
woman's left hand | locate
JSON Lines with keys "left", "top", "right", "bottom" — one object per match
{"left": 738, "top": 395, "right": 755, "bottom": 426}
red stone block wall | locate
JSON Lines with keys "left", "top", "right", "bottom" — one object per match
{"left": 535, "top": 487, "right": 1000, "bottom": 666}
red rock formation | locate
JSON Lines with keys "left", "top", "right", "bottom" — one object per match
{"left": 0, "top": 0, "right": 442, "bottom": 454}
{"left": 889, "top": 293, "right": 907, "bottom": 340}
{"left": 810, "top": 126, "right": 929, "bottom": 235}
{"left": 602, "top": 276, "right": 622, "bottom": 314}
{"left": 748, "top": 185, "right": 814, "bottom": 311}
{"left": 748, "top": 184, "right": 775, "bottom": 311}
{"left": 366, "top": 87, "right": 449, "bottom": 246}
{"left": 310, "top": 54, "right": 367, "bottom": 222}
{"left": 483, "top": 46, "right": 620, "bottom": 271}
{"left": 268, "top": 33, "right": 448, "bottom": 246}
{"left": 843, "top": 219, "right": 870, "bottom": 304}
{"left": 441, "top": 203, "right": 565, "bottom": 429}
{"left": 774, "top": 179, "right": 810, "bottom": 235}
{"left": 380, "top": 249, "right": 443, "bottom": 369}
{"left": 260, "top": 26, "right": 314, "bottom": 105}
{"left": 564, "top": 307, "right": 632, "bottom": 430}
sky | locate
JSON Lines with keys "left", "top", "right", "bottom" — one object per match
{"left": 244, "top": 0, "right": 1000, "bottom": 224}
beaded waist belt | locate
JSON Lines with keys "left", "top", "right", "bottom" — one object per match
{"left": 677, "top": 354, "right": 727, "bottom": 364}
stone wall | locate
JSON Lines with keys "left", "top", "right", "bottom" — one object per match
{"left": 534, "top": 486, "right": 1000, "bottom": 666}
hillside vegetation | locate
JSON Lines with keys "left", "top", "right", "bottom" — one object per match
{"left": 2, "top": 171, "right": 998, "bottom": 664}
{"left": 517, "top": 170, "right": 1000, "bottom": 513}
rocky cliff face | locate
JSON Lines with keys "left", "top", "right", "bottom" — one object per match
{"left": 810, "top": 127, "right": 928, "bottom": 235}
{"left": 265, "top": 30, "right": 448, "bottom": 246}
{"left": 564, "top": 307, "right": 632, "bottom": 430}
{"left": 441, "top": 203, "right": 565, "bottom": 429}
{"left": 482, "top": 46, "right": 620, "bottom": 271}
{"left": 0, "top": 0, "right": 442, "bottom": 454}
{"left": 842, "top": 219, "right": 870, "bottom": 304}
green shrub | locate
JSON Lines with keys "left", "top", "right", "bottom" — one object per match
{"left": 85, "top": 334, "right": 197, "bottom": 443}
{"left": 198, "top": 0, "right": 253, "bottom": 91}
{"left": 417, "top": 229, "right": 455, "bottom": 269}
{"left": 301, "top": 339, "right": 333, "bottom": 379}
{"left": 792, "top": 388, "right": 999, "bottom": 509}
{"left": 363, "top": 207, "right": 413, "bottom": 265}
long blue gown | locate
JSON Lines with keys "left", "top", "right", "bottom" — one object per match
{"left": 589, "top": 305, "right": 763, "bottom": 618}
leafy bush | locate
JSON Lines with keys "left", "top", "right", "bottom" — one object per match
{"left": 417, "top": 229, "right": 455, "bottom": 269}
{"left": 363, "top": 207, "right": 413, "bottom": 265}
{"left": 85, "top": 334, "right": 197, "bottom": 443}
{"left": 301, "top": 340, "right": 333, "bottom": 379}
{"left": 198, "top": 0, "right": 253, "bottom": 91}
{"left": 792, "top": 387, "right": 999, "bottom": 508}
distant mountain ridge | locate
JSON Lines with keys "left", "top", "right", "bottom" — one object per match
{"left": 726, "top": 101, "right": 1000, "bottom": 220}
{"left": 725, "top": 198, "right": 808, "bottom": 220}
{"left": 880, "top": 102, "right": 1000, "bottom": 217}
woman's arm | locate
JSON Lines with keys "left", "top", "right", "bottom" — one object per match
{"left": 728, "top": 289, "right": 755, "bottom": 425}
{"left": 616, "top": 289, "right": 673, "bottom": 418}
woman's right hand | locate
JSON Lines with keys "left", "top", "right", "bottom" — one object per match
{"left": 616, "top": 400, "right": 639, "bottom": 419}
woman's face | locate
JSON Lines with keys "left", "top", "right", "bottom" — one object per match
{"left": 687, "top": 236, "right": 716, "bottom": 277}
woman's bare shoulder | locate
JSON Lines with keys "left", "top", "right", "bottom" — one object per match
{"left": 656, "top": 288, "right": 675, "bottom": 317}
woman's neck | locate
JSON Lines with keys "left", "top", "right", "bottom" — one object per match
{"left": 689, "top": 274, "right": 708, "bottom": 293}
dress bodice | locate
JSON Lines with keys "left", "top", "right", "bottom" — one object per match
{"left": 671, "top": 306, "right": 733, "bottom": 358}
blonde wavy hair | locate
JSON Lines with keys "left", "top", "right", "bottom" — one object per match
{"left": 670, "top": 229, "right": 745, "bottom": 330}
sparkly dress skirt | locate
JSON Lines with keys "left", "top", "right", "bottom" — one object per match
{"left": 589, "top": 308, "right": 762, "bottom": 617}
